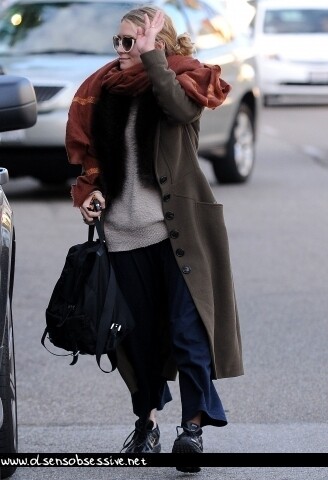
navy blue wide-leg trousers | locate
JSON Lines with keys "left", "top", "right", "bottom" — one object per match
{"left": 110, "top": 239, "right": 227, "bottom": 428}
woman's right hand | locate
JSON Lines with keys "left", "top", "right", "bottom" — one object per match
{"left": 136, "top": 10, "right": 165, "bottom": 54}
{"left": 80, "top": 190, "right": 105, "bottom": 225}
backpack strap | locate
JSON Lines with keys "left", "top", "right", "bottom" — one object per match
{"left": 41, "top": 327, "right": 79, "bottom": 364}
{"left": 88, "top": 224, "right": 95, "bottom": 242}
{"left": 94, "top": 218, "right": 105, "bottom": 243}
{"left": 87, "top": 218, "right": 104, "bottom": 242}
{"left": 95, "top": 257, "right": 118, "bottom": 372}
{"left": 86, "top": 218, "right": 118, "bottom": 372}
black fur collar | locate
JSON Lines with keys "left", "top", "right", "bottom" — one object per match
{"left": 92, "top": 89, "right": 161, "bottom": 203}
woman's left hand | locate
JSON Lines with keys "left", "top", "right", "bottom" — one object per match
{"left": 80, "top": 190, "right": 105, "bottom": 225}
{"left": 136, "top": 10, "right": 165, "bottom": 54}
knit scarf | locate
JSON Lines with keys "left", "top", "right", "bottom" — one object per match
{"left": 66, "top": 52, "right": 231, "bottom": 206}
{"left": 101, "top": 56, "right": 231, "bottom": 109}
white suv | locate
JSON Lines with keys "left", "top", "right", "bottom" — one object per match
{"left": 0, "top": 0, "right": 261, "bottom": 184}
{"left": 252, "top": 0, "right": 328, "bottom": 105}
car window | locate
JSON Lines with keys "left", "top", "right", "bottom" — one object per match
{"left": 181, "top": 0, "right": 232, "bottom": 49}
{"left": 0, "top": 1, "right": 142, "bottom": 55}
{"left": 163, "top": 0, "right": 232, "bottom": 50}
{"left": 162, "top": 0, "right": 189, "bottom": 34}
{"left": 0, "top": 0, "right": 234, "bottom": 55}
{"left": 263, "top": 9, "right": 328, "bottom": 34}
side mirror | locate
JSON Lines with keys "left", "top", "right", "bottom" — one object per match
{"left": 0, "top": 75, "right": 37, "bottom": 133}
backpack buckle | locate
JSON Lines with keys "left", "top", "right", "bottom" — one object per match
{"left": 110, "top": 323, "right": 122, "bottom": 332}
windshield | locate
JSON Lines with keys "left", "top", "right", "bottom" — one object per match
{"left": 0, "top": 1, "right": 140, "bottom": 55}
{"left": 263, "top": 9, "right": 328, "bottom": 34}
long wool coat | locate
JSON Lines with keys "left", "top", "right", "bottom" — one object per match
{"left": 66, "top": 50, "right": 244, "bottom": 390}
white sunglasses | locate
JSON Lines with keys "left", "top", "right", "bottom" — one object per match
{"left": 112, "top": 35, "right": 136, "bottom": 53}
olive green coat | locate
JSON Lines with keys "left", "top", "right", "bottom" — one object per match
{"left": 115, "top": 50, "right": 243, "bottom": 391}
{"left": 66, "top": 49, "right": 244, "bottom": 392}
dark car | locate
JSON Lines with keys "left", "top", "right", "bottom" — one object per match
{"left": 0, "top": 74, "right": 37, "bottom": 479}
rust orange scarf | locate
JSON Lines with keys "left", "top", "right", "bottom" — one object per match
{"left": 101, "top": 55, "right": 231, "bottom": 109}
{"left": 66, "top": 53, "right": 231, "bottom": 206}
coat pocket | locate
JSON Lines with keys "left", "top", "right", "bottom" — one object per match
{"left": 195, "top": 201, "right": 232, "bottom": 268}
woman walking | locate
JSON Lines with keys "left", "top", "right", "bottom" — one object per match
{"left": 65, "top": 6, "right": 243, "bottom": 470}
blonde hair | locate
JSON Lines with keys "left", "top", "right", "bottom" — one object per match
{"left": 122, "top": 6, "right": 195, "bottom": 56}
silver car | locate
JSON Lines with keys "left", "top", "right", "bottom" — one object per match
{"left": 0, "top": 0, "right": 261, "bottom": 184}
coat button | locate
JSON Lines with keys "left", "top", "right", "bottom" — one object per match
{"left": 159, "top": 175, "right": 167, "bottom": 184}
{"left": 181, "top": 265, "right": 191, "bottom": 274}
{"left": 163, "top": 194, "right": 171, "bottom": 202}
{"left": 176, "top": 248, "right": 185, "bottom": 257}
{"left": 169, "top": 230, "right": 179, "bottom": 239}
{"left": 165, "top": 211, "right": 174, "bottom": 220}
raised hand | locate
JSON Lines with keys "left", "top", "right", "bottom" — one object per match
{"left": 136, "top": 10, "right": 165, "bottom": 54}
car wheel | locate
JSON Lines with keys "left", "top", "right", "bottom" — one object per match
{"left": 211, "top": 103, "right": 255, "bottom": 184}
{"left": 0, "top": 305, "right": 18, "bottom": 479}
{"left": 263, "top": 95, "right": 270, "bottom": 106}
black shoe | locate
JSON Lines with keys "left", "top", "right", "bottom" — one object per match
{"left": 172, "top": 422, "right": 203, "bottom": 473}
{"left": 121, "top": 419, "right": 161, "bottom": 453}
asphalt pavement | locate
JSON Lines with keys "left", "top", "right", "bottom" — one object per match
{"left": 6, "top": 422, "right": 328, "bottom": 479}
{"left": 3, "top": 107, "right": 328, "bottom": 480}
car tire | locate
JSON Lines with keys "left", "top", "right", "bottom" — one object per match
{"left": 263, "top": 95, "right": 270, "bottom": 107}
{"left": 211, "top": 103, "right": 255, "bottom": 184}
{"left": 0, "top": 305, "right": 18, "bottom": 479}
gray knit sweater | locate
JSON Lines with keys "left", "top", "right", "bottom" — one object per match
{"left": 104, "top": 99, "right": 168, "bottom": 252}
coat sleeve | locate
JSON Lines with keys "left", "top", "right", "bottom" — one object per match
{"left": 65, "top": 68, "right": 108, "bottom": 207}
{"left": 140, "top": 50, "right": 203, "bottom": 124}
{"left": 66, "top": 99, "right": 102, "bottom": 207}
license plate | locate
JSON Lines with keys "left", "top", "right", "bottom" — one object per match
{"left": 309, "top": 71, "right": 328, "bottom": 84}
{"left": 0, "top": 129, "right": 26, "bottom": 143}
